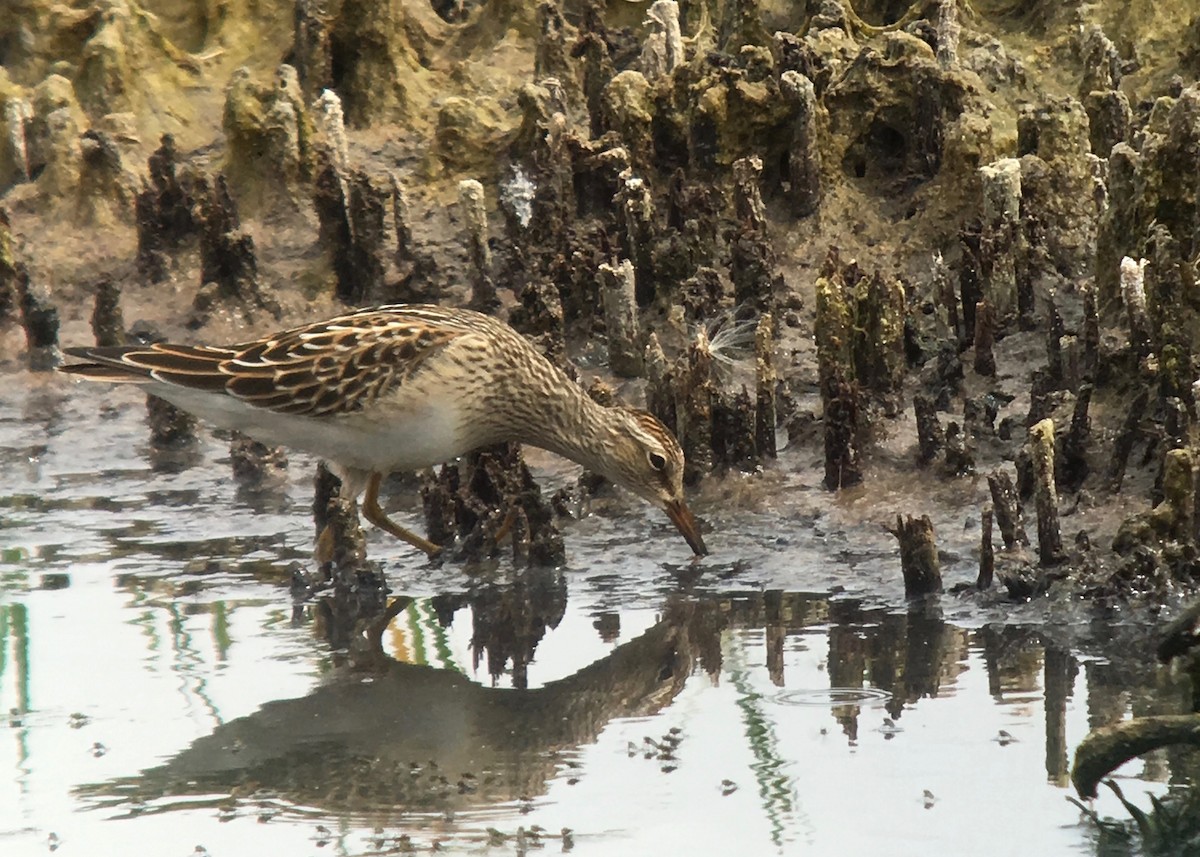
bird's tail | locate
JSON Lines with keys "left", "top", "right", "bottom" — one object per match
{"left": 57, "top": 363, "right": 150, "bottom": 383}
{"left": 58, "top": 347, "right": 153, "bottom": 383}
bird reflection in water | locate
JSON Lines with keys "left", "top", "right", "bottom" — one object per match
{"left": 77, "top": 590, "right": 725, "bottom": 820}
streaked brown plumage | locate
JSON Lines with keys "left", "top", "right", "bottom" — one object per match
{"left": 60, "top": 304, "right": 707, "bottom": 558}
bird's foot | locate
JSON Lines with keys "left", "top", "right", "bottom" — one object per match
{"left": 314, "top": 523, "right": 335, "bottom": 566}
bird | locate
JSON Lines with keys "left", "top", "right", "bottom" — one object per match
{"left": 59, "top": 304, "right": 708, "bottom": 560}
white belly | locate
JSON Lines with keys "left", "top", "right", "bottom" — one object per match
{"left": 143, "top": 382, "right": 465, "bottom": 473}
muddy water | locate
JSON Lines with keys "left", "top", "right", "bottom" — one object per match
{"left": 1, "top": 374, "right": 1193, "bottom": 856}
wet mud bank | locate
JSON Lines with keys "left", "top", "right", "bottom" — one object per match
{"left": 3, "top": 0, "right": 1200, "bottom": 611}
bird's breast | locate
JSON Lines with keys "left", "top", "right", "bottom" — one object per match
{"left": 143, "top": 380, "right": 469, "bottom": 474}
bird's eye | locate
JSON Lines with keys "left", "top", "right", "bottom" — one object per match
{"left": 647, "top": 451, "right": 667, "bottom": 471}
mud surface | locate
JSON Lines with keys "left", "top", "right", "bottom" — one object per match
{"left": 2, "top": 376, "right": 1196, "bottom": 855}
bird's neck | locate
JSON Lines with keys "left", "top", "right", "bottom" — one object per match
{"left": 513, "top": 370, "right": 618, "bottom": 477}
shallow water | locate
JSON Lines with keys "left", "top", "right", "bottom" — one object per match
{"left": 1, "top": 376, "right": 1193, "bottom": 856}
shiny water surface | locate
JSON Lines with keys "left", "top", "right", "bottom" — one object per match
{"left": 1, "top": 376, "right": 1192, "bottom": 856}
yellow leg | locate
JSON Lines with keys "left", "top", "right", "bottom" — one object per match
{"left": 362, "top": 595, "right": 414, "bottom": 655}
{"left": 493, "top": 506, "right": 519, "bottom": 544}
{"left": 361, "top": 472, "right": 443, "bottom": 558}
{"left": 314, "top": 523, "right": 335, "bottom": 564}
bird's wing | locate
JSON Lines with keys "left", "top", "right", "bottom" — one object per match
{"left": 61, "top": 311, "right": 465, "bottom": 417}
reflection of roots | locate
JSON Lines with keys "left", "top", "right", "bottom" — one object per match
{"left": 312, "top": 571, "right": 390, "bottom": 653}
{"left": 664, "top": 595, "right": 728, "bottom": 680}
{"left": 469, "top": 568, "right": 568, "bottom": 688}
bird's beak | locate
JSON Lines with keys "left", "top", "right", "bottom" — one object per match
{"left": 665, "top": 499, "right": 708, "bottom": 556}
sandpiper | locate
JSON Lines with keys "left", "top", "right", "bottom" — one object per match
{"left": 60, "top": 304, "right": 707, "bottom": 558}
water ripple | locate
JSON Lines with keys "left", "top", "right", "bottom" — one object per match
{"left": 767, "top": 687, "right": 893, "bottom": 707}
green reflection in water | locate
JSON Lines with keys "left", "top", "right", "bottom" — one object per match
{"left": 124, "top": 574, "right": 163, "bottom": 657}
{"left": 727, "top": 634, "right": 799, "bottom": 850}
{"left": 1, "top": 602, "right": 32, "bottom": 774}
{"left": 406, "top": 601, "right": 428, "bottom": 665}
{"left": 0, "top": 605, "right": 8, "bottom": 690}
{"left": 9, "top": 603, "right": 30, "bottom": 714}
{"left": 263, "top": 607, "right": 291, "bottom": 630}
{"left": 420, "top": 598, "right": 459, "bottom": 672}
{"left": 212, "top": 601, "right": 232, "bottom": 661}
{"left": 167, "top": 601, "right": 222, "bottom": 726}
{"left": 1, "top": 546, "right": 30, "bottom": 564}
{"left": 131, "top": 608, "right": 161, "bottom": 659}
{"left": 403, "top": 597, "right": 458, "bottom": 672}
{"left": 395, "top": 599, "right": 462, "bottom": 672}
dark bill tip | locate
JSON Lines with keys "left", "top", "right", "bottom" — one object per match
{"left": 665, "top": 499, "right": 708, "bottom": 557}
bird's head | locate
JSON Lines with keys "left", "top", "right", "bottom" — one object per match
{"left": 601, "top": 408, "right": 707, "bottom": 557}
